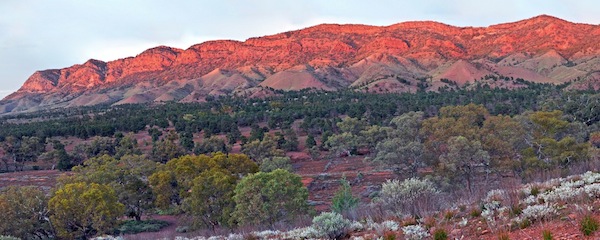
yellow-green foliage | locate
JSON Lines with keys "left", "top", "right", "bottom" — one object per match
{"left": 0, "top": 186, "right": 52, "bottom": 239}
{"left": 49, "top": 182, "right": 124, "bottom": 239}
{"left": 232, "top": 169, "right": 311, "bottom": 226}
{"left": 149, "top": 153, "right": 258, "bottom": 210}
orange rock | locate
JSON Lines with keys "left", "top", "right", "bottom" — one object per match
{"left": 3, "top": 15, "right": 600, "bottom": 113}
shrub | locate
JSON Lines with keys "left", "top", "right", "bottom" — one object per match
{"left": 530, "top": 186, "right": 541, "bottom": 196}
{"left": 542, "top": 229, "right": 553, "bottom": 240}
{"left": 519, "top": 218, "right": 531, "bottom": 229}
{"left": 443, "top": 210, "right": 455, "bottom": 220}
{"left": 520, "top": 203, "right": 557, "bottom": 222}
{"left": 311, "top": 212, "right": 351, "bottom": 239}
{"left": 175, "top": 226, "right": 189, "bottom": 233}
{"left": 117, "top": 219, "right": 170, "bottom": 234}
{"left": 470, "top": 208, "right": 482, "bottom": 217}
{"left": 232, "top": 169, "right": 310, "bottom": 226}
{"left": 584, "top": 183, "right": 600, "bottom": 198}
{"left": 401, "top": 225, "right": 430, "bottom": 240}
{"left": 380, "top": 178, "right": 439, "bottom": 217}
{"left": 331, "top": 176, "right": 359, "bottom": 214}
{"left": 259, "top": 156, "right": 293, "bottom": 172}
{"left": 0, "top": 236, "right": 20, "bottom": 240}
{"left": 284, "top": 226, "right": 319, "bottom": 239}
{"left": 580, "top": 215, "right": 599, "bottom": 236}
{"left": 433, "top": 229, "right": 448, "bottom": 240}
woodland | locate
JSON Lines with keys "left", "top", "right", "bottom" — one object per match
{"left": 0, "top": 79, "right": 599, "bottom": 239}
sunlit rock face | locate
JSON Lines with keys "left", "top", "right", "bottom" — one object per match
{"left": 3, "top": 15, "right": 600, "bottom": 113}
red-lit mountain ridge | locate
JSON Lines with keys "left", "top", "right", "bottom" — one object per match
{"left": 2, "top": 15, "right": 600, "bottom": 113}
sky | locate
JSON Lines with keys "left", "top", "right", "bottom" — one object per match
{"left": 1, "top": 0, "right": 600, "bottom": 99}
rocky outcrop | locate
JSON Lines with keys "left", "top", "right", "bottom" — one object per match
{"left": 2, "top": 15, "right": 600, "bottom": 113}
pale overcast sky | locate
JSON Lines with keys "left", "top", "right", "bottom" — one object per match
{"left": 1, "top": 0, "right": 599, "bottom": 98}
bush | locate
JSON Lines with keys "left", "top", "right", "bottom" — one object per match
{"left": 520, "top": 203, "right": 557, "bottom": 222}
{"left": 470, "top": 208, "right": 482, "bottom": 217}
{"left": 232, "top": 169, "right": 310, "bottom": 226}
{"left": 0, "top": 236, "right": 20, "bottom": 240}
{"left": 380, "top": 178, "right": 439, "bottom": 217}
{"left": 433, "top": 228, "right": 448, "bottom": 240}
{"left": 259, "top": 156, "right": 293, "bottom": 172}
{"left": 331, "top": 176, "right": 359, "bottom": 214}
{"left": 311, "top": 212, "right": 351, "bottom": 239}
{"left": 401, "top": 225, "right": 430, "bottom": 240}
{"left": 117, "top": 219, "right": 170, "bottom": 234}
{"left": 580, "top": 215, "right": 599, "bottom": 236}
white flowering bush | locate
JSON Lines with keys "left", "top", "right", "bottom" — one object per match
{"left": 380, "top": 220, "right": 400, "bottom": 231}
{"left": 585, "top": 183, "right": 600, "bottom": 198}
{"left": 481, "top": 189, "right": 511, "bottom": 230}
{"left": 91, "top": 236, "right": 124, "bottom": 240}
{"left": 225, "top": 234, "right": 244, "bottom": 240}
{"left": 312, "top": 212, "right": 352, "bottom": 239}
{"left": 582, "top": 171, "right": 600, "bottom": 184}
{"left": 253, "top": 230, "right": 281, "bottom": 239}
{"left": 520, "top": 203, "right": 557, "bottom": 222}
{"left": 349, "top": 221, "right": 365, "bottom": 231}
{"left": 402, "top": 225, "right": 430, "bottom": 240}
{"left": 380, "top": 178, "right": 439, "bottom": 217}
{"left": 284, "top": 226, "right": 319, "bottom": 239}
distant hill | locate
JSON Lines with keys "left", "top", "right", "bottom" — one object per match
{"left": 2, "top": 15, "right": 600, "bottom": 113}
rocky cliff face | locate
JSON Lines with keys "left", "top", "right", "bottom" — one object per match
{"left": 2, "top": 15, "right": 600, "bottom": 113}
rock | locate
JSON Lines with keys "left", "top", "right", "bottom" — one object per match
{"left": 4, "top": 15, "right": 600, "bottom": 113}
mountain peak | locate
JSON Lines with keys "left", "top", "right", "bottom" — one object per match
{"left": 3, "top": 15, "right": 600, "bottom": 113}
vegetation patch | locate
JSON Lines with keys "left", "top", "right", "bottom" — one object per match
{"left": 117, "top": 219, "right": 170, "bottom": 234}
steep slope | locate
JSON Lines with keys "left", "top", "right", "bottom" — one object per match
{"left": 2, "top": 15, "right": 600, "bottom": 113}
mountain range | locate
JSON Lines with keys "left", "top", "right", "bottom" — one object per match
{"left": 2, "top": 15, "right": 600, "bottom": 113}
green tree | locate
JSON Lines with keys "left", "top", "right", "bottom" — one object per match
{"left": 331, "top": 176, "right": 359, "bottom": 215}
{"left": 49, "top": 182, "right": 125, "bottom": 239}
{"left": 232, "top": 169, "right": 310, "bottom": 226}
{"left": 260, "top": 156, "right": 293, "bottom": 172}
{"left": 0, "top": 136, "right": 19, "bottom": 171}
{"left": 376, "top": 139, "right": 424, "bottom": 176}
{"left": 68, "top": 155, "right": 158, "bottom": 221}
{"left": 149, "top": 153, "right": 257, "bottom": 211}
{"left": 184, "top": 169, "right": 236, "bottom": 230}
{"left": 152, "top": 130, "right": 185, "bottom": 163}
{"left": 119, "top": 176, "right": 154, "bottom": 221}
{"left": 438, "top": 136, "right": 490, "bottom": 192}
{"left": 305, "top": 134, "right": 317, "bottom": 148}
{"left": 0, "top": 186, "right": 53, "bottom": 239}
{"left": 148, "top": 170, "right": 178, "bottom": 210}
{"left": 281, "top": 128, "right": 299, "bottom": 151}
{"left": 336, "top": 117, "right": 366, "bottom": 135}
{"left": 115, "top": 133, "right": 142, "bottom": 159}
{"left": 47, "top": 140, "right": 75, "bottom": 171}
{"left": 195, "top": 136, "right": 230, "bottom": 155}
{"left": 179, "top": 130, "right": 195, "bottom": 152}
{"left": 14, "top": 136, "right": 45, "bottom": 171}
{"left": 148, "top": 127, "right": 163, "bottom": 142}
{"left": 359, "top": 125, "right": 392, "bottom": 152}
{"left": 242, "top": 135, "right": 284, "bottom": 163}
{"left": 519, "top": 111, "right": 591, "bottom": 177}
{"left": 325, "top": 132, "right": 359, "bottom": 157}
{"left": 76, "top": 136, "right": 117, "bottom": 159}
